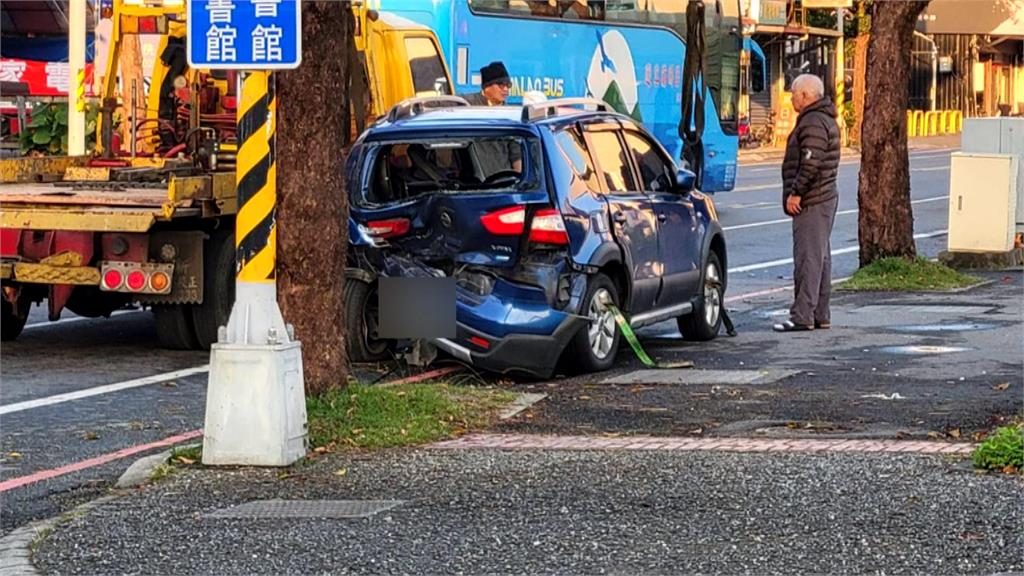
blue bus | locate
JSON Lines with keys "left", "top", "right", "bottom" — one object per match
{"left": 376, "top": 0, "right": 742, "bottom": 193}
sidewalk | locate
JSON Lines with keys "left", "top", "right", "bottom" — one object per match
{"left": 22, "top": 271, "right": 1024, "bottom": 575}
{"left": 738, "top": 133, "right": 961, "bottom": 165}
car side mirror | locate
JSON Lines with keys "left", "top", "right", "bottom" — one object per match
{"left": 674, "top": 168, "right": 697, "bottom": 194}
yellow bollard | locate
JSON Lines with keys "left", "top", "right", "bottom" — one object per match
{"left": 907, "top": 111, "right": 916, "bottom": 137}
{"left": 913, "top": 111, "right": 926, "bottom": 137}
{"left": 925, "top": 111, "right": 939, "bottom": 136}
{"left": 953, "top": 111, "right": 963, "bottom": 134}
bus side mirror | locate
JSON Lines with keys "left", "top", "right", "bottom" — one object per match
{"left": 675, "top": 168, "right": 697, "bottom": 194}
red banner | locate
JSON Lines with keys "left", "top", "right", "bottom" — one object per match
{"left": 0, "top": 59, "right": 96, "bottom": 97}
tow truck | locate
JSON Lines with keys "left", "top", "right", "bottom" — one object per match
{"left": 0, "top": 0, "right": 454, "bottom": 348}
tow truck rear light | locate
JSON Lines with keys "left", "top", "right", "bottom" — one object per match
{"left": 102, "top": 269, "right": 123, "bottom": 290}
{"left": 99, "top": 262, "right": 173, "bottom": 295}
{"left": 366, "top": 218, "right": 411, "bottom": 239}
{"left": 528, "top": 209, "right": 569, "bottom": 245}
{"left": 480, "top": 206, "right": 526, "bottom": 235}
{"left": 125, "top": 270, "right": 147, "bottom": 291}
{"left": 150, "top": 271, "right": 170, "bottom": 292}
{"left": 469, "top": 336, "right": 490, "bottom": 349}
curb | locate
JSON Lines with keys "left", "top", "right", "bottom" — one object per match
{"left": 0, "top": 495, "right": 119, "bottom": 576}
{"left": 0, "top": 445, "right": 187, "bottom": 574}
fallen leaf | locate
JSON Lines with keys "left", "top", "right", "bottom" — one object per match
{"left": 7, "top": 452, "right": 22, "bottom": 459}
{"left": 350, "top": 428, "right": 364, "bottom": 435}
{"left": 82, "top": 431, "right": 99, "bottom": 441}
{"left": 959, "top": 532, "right": 985, "bottom": 541}
{"left": 629, "top": 386, "right": 652, "bottom": 393}
{"left": 162, "top": 381, "right": 178, "bottom": 388}
{"left": 1002, "top": 465, "right": 1019, "bottom": 475}
{"left": 334, "top": 468, "right": 348, "bottom": 477}
{"left": 948, "top": 428, "right": 961, "bottom": 439}
{"left": 992, "top": 382, "right": 1010, "bottom": 391}
{"left": 786, "top": 422, "right": 799, "bottom": 429}
{"left": 927, "top": 431, "right": 945, "bottom": 440}
{"left": 396, "top": 391, "right": 406, "bottom": 397}
{"left": 400, "top": 428, "right": 408, "bottom": 436}
{"left": 578, "top": 395, "right": 591, "bottom": 400}
{"left": 176, "top": 456, "right": 196, "bottom": 465}
{"left": 277, "top": 472, "right": 291, "bottom": 480}
{"left": 972, "top": 431, "right": 987, "bottom": 442}
{"left": 689, "top": 428, "right": 704, "bottom": 435}
{"left": 313, "top": 446, "right": 329, "bottom": 454}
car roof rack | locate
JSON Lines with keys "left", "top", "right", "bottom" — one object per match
{"left": 521, "top": 97, "right": 610, "bottom": 122}
{"left": 386, "top": 96, "right": 470, "bottom": 123}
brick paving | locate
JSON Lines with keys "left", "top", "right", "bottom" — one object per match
{"left": 431, "top": 433, "right": 976, "bottom": 455}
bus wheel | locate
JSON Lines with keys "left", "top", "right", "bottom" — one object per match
{"left": 190, "top": 229, "right": 235, "bottom": 350}
{"left": 1, "top": 296, "right": 28, "bottom": 341}
{"left": 153, "top": 304, "right": 199, "bottom": 350}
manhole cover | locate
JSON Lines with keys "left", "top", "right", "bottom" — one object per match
{"left": 891, "top": 323, "right": 996, "bottom": 332}
{"left": 603, "top": 369, "right": 798, "bottom": 386}
{"left": 878, "top": 345, "right": 968, "bottom": 355}
{"left": 206, "top": 499, "right": 403, "bottom": 519}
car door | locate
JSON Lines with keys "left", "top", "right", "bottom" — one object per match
{"left": 583, "top": 123, "right": 661, "bottom": 314}
{"left": 622, "top": 128, "right": 701, "bottom": 305}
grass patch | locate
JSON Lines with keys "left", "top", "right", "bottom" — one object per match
{"left": 170, "top": 444, "right": 201, "bottom": 465}
{"left": 307, "top": 383, "right": 515, "bottom": 450}
{"left": 973, "top": 425, "right": 1024, "bottom": 474}
{"left": 840, "top": 256, "right": 979, "bottom": 291}
{"left": 29, "top": 526, "right": 54, "bottom": 556}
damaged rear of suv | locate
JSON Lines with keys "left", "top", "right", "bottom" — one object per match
{"left": 345, "top": 97, "right": 727, "bottom": 378}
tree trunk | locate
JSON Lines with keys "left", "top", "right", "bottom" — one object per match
{"left": 276, "top": 2, "right": 350, "bottom": 394}
{"left": 856, "top": 0, "right": 929, "bottom": 267}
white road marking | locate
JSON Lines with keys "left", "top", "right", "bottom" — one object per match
{"left": 23, "top": 309, "right": 142, "bottom": 330}
{"left": 727, "top": 230, "right": 948, "bottom": 274}
{"left": 0, "top": 365, "right": 209, "bottom": 415}
{"left": 911, "top": 166, "right": 950, "bottom": 172}
{"left": 737, "top": 147, "right": 957, "bottom": 168}
{"left": 723, "top": 195, "right": 948, "bottom": 231}
{"left": 731, "top": 183, "right": 781, "bottom": 192}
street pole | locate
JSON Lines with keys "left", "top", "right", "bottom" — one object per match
{"left": 835, "top": 7, "right": 846, "bottom": 143}
{"left": 68, "top": 0, "right": 87, "bottom": 155}
{"left": 202, "top": 70, "right": 307, "bottom": 467}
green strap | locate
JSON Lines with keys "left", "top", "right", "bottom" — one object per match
{"left": 606, "top": 304, "right": 657, "bottom": 368}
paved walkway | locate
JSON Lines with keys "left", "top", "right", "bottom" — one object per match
{"left": 433, "top": 433, "right": 977, "bottom": 455}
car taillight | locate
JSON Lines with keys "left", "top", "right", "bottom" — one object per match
{"left": 528, "top": 209, "right": 569, "bottom": 245}
{"left": 102, "top": 269, "right": 123, "bottom": 290}
{"left": 366, "top": 218, "right": 411, "bottom": 239}
{"left": 125, "top": 270, "right": 147, "bottom": 291}
{"left": 480, "top": 206, "right": 526, "bottom": 235}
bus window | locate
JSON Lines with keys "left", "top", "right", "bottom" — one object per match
{"left": 406, "top": 36, "right": 450, "bottom": 96}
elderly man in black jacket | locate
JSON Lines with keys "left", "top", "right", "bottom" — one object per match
{"left": 774, "top": 74, "right": 841, "bottom": 333}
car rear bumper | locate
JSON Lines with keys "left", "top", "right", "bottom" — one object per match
{"left": 435, "top": 313, "right": 583, "bottom": 379}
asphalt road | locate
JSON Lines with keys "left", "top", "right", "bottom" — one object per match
{"left": 0, "top": 145, "right": 965, "bottom": 536}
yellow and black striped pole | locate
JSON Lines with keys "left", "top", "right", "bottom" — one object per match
{"left": 236, "top": 71, "right": 276, "bottom": 283}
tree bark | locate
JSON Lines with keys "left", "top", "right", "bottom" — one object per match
{"left": 856, "top": 0, "right": 929, "bottom": 267}
{"left": 276, "top": 2, "right": 350, "bottom": 394}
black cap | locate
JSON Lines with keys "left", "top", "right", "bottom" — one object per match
{"left": 481, "top": 61, "right": 510, "bottom": 87}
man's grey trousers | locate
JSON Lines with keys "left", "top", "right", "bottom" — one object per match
{"left": 790, "top": 196, "right": 838, "bottom": 326}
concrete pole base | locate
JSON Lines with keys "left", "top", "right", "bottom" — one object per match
{"left": 202, "top": 340, "right": 307, "bottom": 466}
{"left": 203, "top": 282, "right": 307, "bottom": 467}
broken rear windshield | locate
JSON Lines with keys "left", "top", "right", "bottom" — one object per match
{"left": 360, "top": 136, "right": 541, "bottom": 206}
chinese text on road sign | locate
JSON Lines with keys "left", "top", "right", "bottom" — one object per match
{"left": 187, "top": 0, "right": 301, "bottom": 70}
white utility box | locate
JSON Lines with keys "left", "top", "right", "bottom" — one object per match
{"left": 948, "top": 153, "right": 1019, "bottom": 252}
{"left": 961, "top": 118, "right": 1024, "bottom": 234}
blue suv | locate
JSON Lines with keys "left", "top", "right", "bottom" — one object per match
{"left": 345, "top": 97, "right": 727, "bottom": 378}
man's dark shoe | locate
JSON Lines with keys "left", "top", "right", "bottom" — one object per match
{"left": 815, "top": 321, "right": 831, "bottom": 329}
{"left": 773, "top": 320, "right": 814, "bottom": 333}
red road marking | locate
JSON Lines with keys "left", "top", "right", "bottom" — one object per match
{"left": 0, "top": 429, "right": 203, "bottom": 493}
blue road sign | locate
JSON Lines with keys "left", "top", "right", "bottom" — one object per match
{"left": 186, "top": 0, "right": 301, "bottom": 70}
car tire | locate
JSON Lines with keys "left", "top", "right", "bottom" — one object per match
{"left": 344, "top": 277, "right": 391, "bottom": 363}
{"left": 678, "top": 251, "right": 724, "bottom": 341}
{"left": 1, "top": 296, "right": 27, "bottom": 341}
{"left": 568, "top": 273, "right": 621, "bottom": 373}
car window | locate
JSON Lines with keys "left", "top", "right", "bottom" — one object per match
{"left": 623, "top": 130, "right": 675, "bottom": 193}
{"left": 586, "top": 129, "right": 636, "bottom": 193}
{"left": 554, "top": 128, "right": 600, "bottom": 192}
